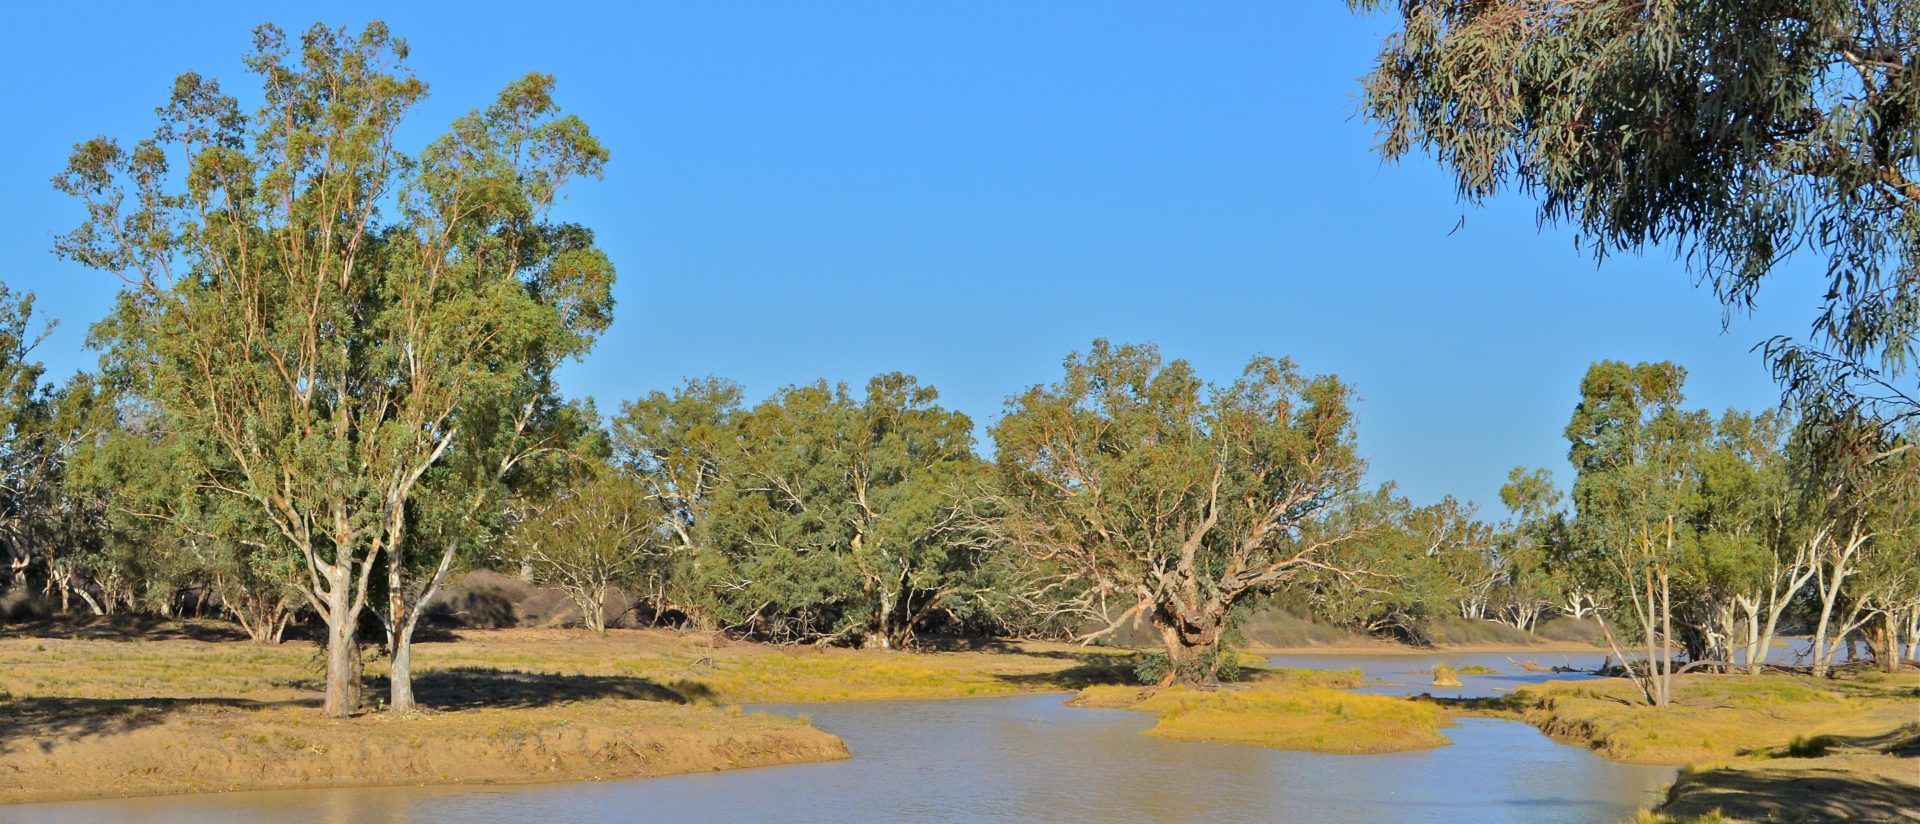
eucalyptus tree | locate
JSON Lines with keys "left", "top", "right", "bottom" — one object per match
{"left": 19, "top": 373, "right": 111, "bottom": 611}
{"left": 0, "top": 285, "right": 72, "bottom": 592}
{"left": 1800, "top": 422, "right": 1919, "bottom": 674}
{"left": 1847, "top": 454, "right": 1919, "bottom": 669}
{"left": 1418, "top": 497, "right": 1501, "bottom": 621}
{"left": 1495, "top": 467, "right": 1572, "bottom": 630}
{"left": 503, "top": 464, "right": 660, "bottom": 634}
{"left": 57, "top": 23, "right": 613, "bottom": 717}
{"left": 1566, "top": 361, "right": 1711, "bottom": 707}
{"left": 1681, "top": 411, "right": 1777, "bottom": 667}
{"left": 702, "top": 374, "right": 992, "bottom": 649}
{"left": 1350, "top": 0, "right": 1920, "bottom": 426}
{"left": 1688, "top": 409, "right": 1823, "bottom": 673}
{"left": 1500, "top": 467, "right": 1586, "bottom": 623}
{"left": 1298, "top": 489, "right": 1465, "bottom": 644}
{"left": 993, "top": 341, "right": 1369, "bottom": 683}
{"left": 609, "top": 378, "right": 744, "bottom": 627}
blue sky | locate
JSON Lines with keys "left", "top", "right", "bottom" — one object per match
{"left": 0, "top": 2, "right": 1827, "bottom": 513}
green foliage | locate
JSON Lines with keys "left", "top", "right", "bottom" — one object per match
{"left": 1352, "top": 0, "right": 1920, "bottom": 423}
{"left": 1564, "top": 361, "right": 1711, "bottom": 705}
{"left": 701, "top": 374, "right": 993, "bottom": 647}
{"left": 614, "top": 373, "right": 997, "bottom": 648}
{"left": 0, "top": 286, "right": 65, "bottom": 589}
{"left": 1496, "top": 466, "right": 1577, "bottom": 628}
{"left": 1298, "top": 489, "right": 1463, "bottom": 643}
{"left": 502, "top": 464, "right": 660, "bottom": 633}
{"left": 1133, "top": 645, "right": 1244, "bottom": 686}
{"left": 610, "top": 377, "right": 744, "bottom": 627}
{"left": 994, "top": 340, "right": 1367, "bottom": 681}
{"left": 55, "top": 21, "right": 614, "bottom": 713}
{"left": 64, "top": 410, "right": 306, "bottom": 636}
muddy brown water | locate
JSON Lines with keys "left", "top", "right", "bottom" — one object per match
{"left": 2, "top": 654, "right": 1679, "bottom": 823}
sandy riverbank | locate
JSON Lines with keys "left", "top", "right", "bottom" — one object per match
{"left": 0, "top": 622, "right": 1124, "bottom": 804}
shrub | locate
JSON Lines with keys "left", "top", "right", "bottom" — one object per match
{"left": 1785, "top": 734, "right": 1835, "bottom": 758}
{"left": 1133, "top": 646, "right": 1246, "bottom": 685}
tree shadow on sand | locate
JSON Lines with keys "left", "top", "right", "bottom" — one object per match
{"left": 1661, "top": 765, "right": 1920, "bottom": 822}
{"left": 991, "top": 658, "right": 1136, "bottom": 690}
{"left": 379, "top": 667, "right": 718, "bottom": 710}
{"left": 1664, "top": 724, "right": 1920, "bottom": 822}
{"left": 0, "top": 696, "right": 312, "bottom": 755}
{"left": 0, "top": 617, "right": 252, "bottom": 643}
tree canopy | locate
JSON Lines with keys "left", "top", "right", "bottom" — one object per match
{"left": 1351, "top": 0, "right": 1920, "bottom": 425}
{"left": 993, "top": 340, "right": 1369, "bottom": 683}
{"left": 55, "top": 22, "right": 613, "bottom": 716}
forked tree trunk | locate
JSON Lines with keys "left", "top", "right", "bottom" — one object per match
{"left": 1811, "top": 529, "right": 1867, "bottom": 678}
{"left": 1812, "top": 576, "right": 1846, "bottom": 678}
{"left": 571, "top": 586, "right": 608, "bottom": 635}
{"left": 1152, "top": 604, "right": 1226, "bottom": 686}
{"left": 231, "top": 598, "right": 294, "bottom": 645}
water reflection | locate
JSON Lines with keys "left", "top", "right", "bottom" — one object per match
{"left": 4, "top": 692, "right": 1674, "bottom": 824}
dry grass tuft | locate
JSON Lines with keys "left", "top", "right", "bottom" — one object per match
{"left": 1071, "top": 668, "right": 1450, "bottom": 754}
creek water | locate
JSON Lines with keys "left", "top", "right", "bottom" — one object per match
{"left": 1264, "top": 650, "right": 1616, "bottom": 699}
{"left": 2, "top": 652, "right": 1679, "bottom": 824}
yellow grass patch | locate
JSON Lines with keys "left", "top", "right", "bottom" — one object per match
{"left": 1072, "top": 668, "right": 1451, "bottom": 754}
{"left": 1471, "top": 671, "right": 1920, "bottom": 766}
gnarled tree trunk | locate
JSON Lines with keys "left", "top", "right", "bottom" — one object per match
{"left": 1152, "top": 600, "right": 1228, "bottom": 686}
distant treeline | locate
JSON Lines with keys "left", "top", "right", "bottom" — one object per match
{"left": 2, "top": 268, "right": 1915, "bottom": 706}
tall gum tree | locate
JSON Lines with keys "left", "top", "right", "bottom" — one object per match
{"left": 992, "top": 341, "right": 1369, "bottom": 684}
{"left": 0, "top": 285, "right": 76, "bottom": 594}
{"left": 1695, "top": 410, "right": 1816, "bottom": 674}
{"left": 699, "top": 374, "right": 991, "bottom": 649}
{"left": 610, "top": 377, "right": 746, "bottom": 628}
{"left": 1796, "top": 419, "right": 1918, "bottom": 675}
{"left": 1566, "top": 361, "right": 1709, "bottom": 707}
{"left": 504, "top": 463, "right": 660, "bottom": 635}
{"left": 1498, "top": 467, "right": 1579, "bottom": 628}
{"left": 56, "top": 23, "right": 612, "bottom": 717}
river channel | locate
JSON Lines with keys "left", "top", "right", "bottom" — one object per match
{"left": 2, "top": 653, "right": 1677, "bottom": 823}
